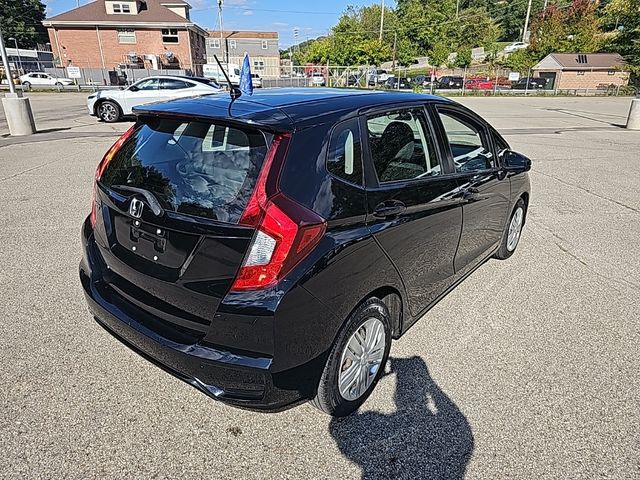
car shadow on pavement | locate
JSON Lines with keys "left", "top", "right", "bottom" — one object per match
{"left": 329, "top": 356, "right": 473, "bottom": 480}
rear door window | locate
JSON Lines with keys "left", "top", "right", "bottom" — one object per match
{"left": 160, "top": 78, "right": 193, "bottom": 90}
{"left": 366, "top": 109, "right": 441, "bottom": 183}
{"left": 100, "top": 118, "right": 268, "bottom": 223}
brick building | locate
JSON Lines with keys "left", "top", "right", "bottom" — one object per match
{"left": 532, "top": 53, "right": 629, "bottom": 90}
{"left": 43, "top": 0, "right": 207, "bottom": 75}
{"left": 206, "top": 31, "right": 280, "bottom": 78}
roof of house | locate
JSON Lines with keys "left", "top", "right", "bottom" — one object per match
{"left": 208, "top": 30, "right": 279, "bottom": 39}
{"left": 533, "top": 53, "right": 626, "bottom": 70}
{"left": 45, "top": 0, "right": 193, "bottom": 25}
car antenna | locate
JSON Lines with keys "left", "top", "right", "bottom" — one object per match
{"left": 213, "top": 54, "right": 241, "bottom": 101}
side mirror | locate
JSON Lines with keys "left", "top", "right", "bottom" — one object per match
{"left": 502, "top": 150, "right": 531, "bottom": 172}
{"left": 128, "top": 85, "right": 139, "bottom": 92}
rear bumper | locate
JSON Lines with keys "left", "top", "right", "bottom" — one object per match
{"left": 79, "top": 219, "right": 316, "bottom": 411}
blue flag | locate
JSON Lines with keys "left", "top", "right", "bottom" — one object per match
{"left": 239, "top": 53, "right": 253, "bottom": 96}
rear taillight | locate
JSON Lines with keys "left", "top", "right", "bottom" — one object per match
{"left": 90, "top": 125, "right": 137, "bottom": 228}
{"left": 231, "top": 134, "right": 326, "bottom": 291}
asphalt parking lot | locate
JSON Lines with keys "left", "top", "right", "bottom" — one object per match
{"left": 1, "top": 93, "right": 638, "bottom": 479}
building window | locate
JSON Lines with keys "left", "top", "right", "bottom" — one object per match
{"left": 162, "top": 28, "right": 179, "bottom": 44}
{"left": 117, "top": 28, "right": 136, "bottom": 44}
{"left": 209, "top": 38, "right": 220, "bottom": 49}
{"left": 229, "top": 39, "right": 237, "bottom": 49}
{"left": 577, "top": 71, "right": 585, "bottom": 76}
{"left": 112, "top": 3, "right": 131, "bottom": 13}
{"left": 261, "top": 40, "right": 268, "bottom": 49}
{"left": 253, "top": 60, "right": 265, "bottom": 71}
{"left": 608, "top": 70, "right": 615, "bottom": 75}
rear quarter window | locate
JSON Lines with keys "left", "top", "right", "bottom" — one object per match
{"left": 100, "top": 118, "right": 268, "bottom": 223}
{"left": 326, "top": 118, "right": 363, "bottom": 186}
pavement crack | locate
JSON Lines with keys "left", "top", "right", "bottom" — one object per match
{"left": 532, "top": 169, "right": 639, "bottom": 213}
{"left": 529, "top": 218, "right": 640, "bottom": 295}
{"left": 0, "top": 159, "right": 62, "bottom": 183}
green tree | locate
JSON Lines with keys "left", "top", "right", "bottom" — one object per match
{"left": 0, "top": 0, "right": 47, "bottom": 48}
{"left": 603, "top": 0, "right": 640, "bottom": 73}
{"left": 304, "top": 37, "right": 331, "bottom": 64}
{"left": 529, "top": 0, "right": 603, "bottom": 56}
{"left": 457, "top": 7, "right": 502, "bottom": 49}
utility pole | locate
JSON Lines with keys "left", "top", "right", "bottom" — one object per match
{"left": 522, "top": 0, "right": 533, "bottom": 42}
{"left": 392, "top": 32, "right": 397, "bottom": 71}
{"left": 217, "top": 0, "right": 226, "bottom": 64}
{"left": 378, "top": 0, "right": 385, "bottom": 41}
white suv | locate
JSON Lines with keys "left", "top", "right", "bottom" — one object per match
{"left": 87, "top": 76, "right": 222, "bottom": 123}
{"left": 20, "top": 72, "right": 73, "bottom": 88}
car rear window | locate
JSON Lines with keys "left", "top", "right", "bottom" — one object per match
{"left": 100, "top": 117, "right": 268, "bottom": 223}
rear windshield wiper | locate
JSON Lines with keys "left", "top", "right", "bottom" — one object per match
{"left": 111, "top": 185, "right": 165, "bottom": 217}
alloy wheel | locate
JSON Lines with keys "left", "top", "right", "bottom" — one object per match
{"left": 98, "top": 103, "right": 118, "bottom": 122}
{"left": 507, "top": 207, "right": 524, "bottom": 252}
{"left": 338, "top": 317, "right": 386, "bottom": 401}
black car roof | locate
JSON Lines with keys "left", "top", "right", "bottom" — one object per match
{"left": 133, "top": 88, "right": 452, "bottom": 131}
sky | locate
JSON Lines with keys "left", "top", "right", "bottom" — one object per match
{"left": 43, "top": 0, "right": 391, "bottom": 48}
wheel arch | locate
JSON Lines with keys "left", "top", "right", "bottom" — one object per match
{"left": 93, "top": 97, "right": 122, "bottom": 116}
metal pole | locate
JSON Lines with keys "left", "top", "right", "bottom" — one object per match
{"left": 462, "top": 66, "right": 467, "bottom": 96}
{"left": 218, "top": 0, "right": 225, "bottom": 64}
{"left": 9, "top": 39, "right": 23, "bottom": 74}
{"left": 392, "top": 32, "right": 397, "bottom": 71}
{"left": 379, "top": 0, "right": 385, "bottom": 41}
{"left": 0, "top": 30, "right": 16, "bottom": 94}
{"left": 522, "top": 0, "right": 533, "bottom": 42}
{"left": 524, "top": 67, "right": 531, "bottom": 95}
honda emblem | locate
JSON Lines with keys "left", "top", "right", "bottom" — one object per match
{"left": 129, "top": 198, "right": 144, "bottom": 218}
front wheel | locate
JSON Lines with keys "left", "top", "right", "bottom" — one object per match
{"left": 22, "top": 81, "right": 31, "bottom": 90}
{"left": 97, "top": 101, "right": 121, "bottom": 123}
{"left": 495, "top": 198, "right": 526, "bottom": 259}
{"left": 311, "top": 298, "right": 391, "bottom": 417}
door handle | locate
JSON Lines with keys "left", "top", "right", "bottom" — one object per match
{"left": 462, "top": 187, "right": 480, "bottom": 201}
{"left": 373, "top": 200, "right": 406, "bottom": 218}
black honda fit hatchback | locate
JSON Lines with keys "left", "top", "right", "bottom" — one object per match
{"left": 80, "top": 88, "right": 531, "bottom": 416}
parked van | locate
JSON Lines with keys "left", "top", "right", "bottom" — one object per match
{"left": 203, "top": 63, "right": 241, "bottom": 85}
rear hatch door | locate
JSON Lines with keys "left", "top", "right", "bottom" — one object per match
{"left": 93, "top": 115, "right": 272, "bottom": 336}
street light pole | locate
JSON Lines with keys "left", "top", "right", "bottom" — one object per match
{"left": 0, "top": 30, "right": 16, "bottom": 94}
{"left": 522, "top": 0, "right": 533, "bottom": 42}
{"left": 379, "top": 0, "right": 384, "bottom": 41}
{"left": 8, "top": 38, "right": 23, "bottom": 74}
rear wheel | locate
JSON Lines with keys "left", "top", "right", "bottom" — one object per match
{"left": 312, "top": 298, "right": 391, "bottom": 417}
{"left": 97, "top": 101, "right": 121, "bottom": 123}
{"left": 495, "top": 198, "right": 526, "bottom": 259}
{"left": 55, "top": 81, "right": 63, "bottom": 86}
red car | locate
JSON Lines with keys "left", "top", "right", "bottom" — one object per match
{"left": 465, "top": 78, "right": 494, "bottom": 90}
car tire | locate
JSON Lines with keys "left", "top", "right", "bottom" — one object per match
{"left": 495, "top": 198, "right": 526, "bottom": 260}
{"left": 22, "top": 81, "right": 31, "bottom": 90}
{"left": 311, "top": 297, "right": 391, "bottom": 417}
{"left": 55, "top": 82, "right": 63, "bottom": 86}
{"left": 97, "top": 100, "right": 121, "bottom": 123}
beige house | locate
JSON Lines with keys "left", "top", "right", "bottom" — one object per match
{"left": 532, "top": 53, "right": 629, "bottom": 90}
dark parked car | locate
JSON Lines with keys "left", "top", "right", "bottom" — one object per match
{"left": 80, "top": 89, "right": 531, "bottom": 416}
{"left": 384, "top": 77, "right": 413, "bottom": 89}
{"left": 512, "top": 77, "right": 548, "bottom": 90}
{"left": 436, "top": 75, "right": 464, "bottom": 89}
{"left": 346, "top": 74, "right": 359, "bottom": 86}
